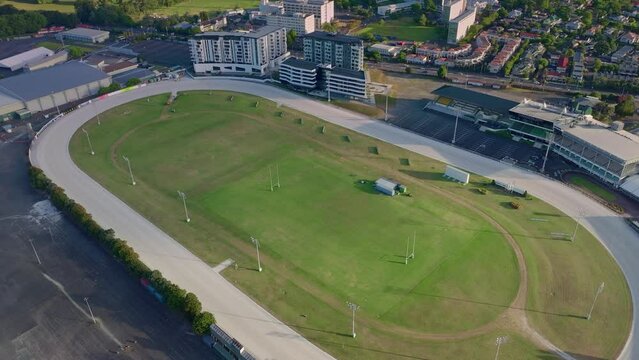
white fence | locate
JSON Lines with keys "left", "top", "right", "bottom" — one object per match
{"left": 444, "top": 165, "right": 470, "bottom": 185}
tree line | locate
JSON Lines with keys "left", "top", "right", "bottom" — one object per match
{"left": 29, "top": 166, "right": 216, "bottom": 336}
{"left": 0, "top": 5, "right": 78, "bottom": 38}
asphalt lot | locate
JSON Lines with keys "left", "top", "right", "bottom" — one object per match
{"left": 0, "top": 140, "right": 213, "bottom": 360}
{"left": 130, "top": 40, "right": 190, "bottom": 68}
{"left": 388, "top": 98, "right": 571, "bottom": 174}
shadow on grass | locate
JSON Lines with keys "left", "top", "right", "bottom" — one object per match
{"left": 353, "top": 180, "right": 378, "bottom": 194}
{"left": 399, "top": 169, "right": 446, "bottom": 182}
{"left": 309, "top": 338, "right": 432, "bottom": 360}
{"left": 536, "top": 350, "right": 605, "bottom": 360}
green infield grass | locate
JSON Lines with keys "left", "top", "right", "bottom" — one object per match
{"left": 153, "top": 0, "right": 257, "bottom": 16}
{"left": 568, "top": 175, "right": 617, "bottom": 202}
{"left": 69, "top": 91, "right": 630, "bottom": 359}
{"left": 0, "top": 0, "right": 75, "bottom": 12}
{"left": 357, "top": 17, "right": 446, "bottom": 42}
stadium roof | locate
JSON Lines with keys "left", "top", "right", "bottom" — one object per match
{"left": 560, "top": 124, "right": 639, "bottom": 163}
{"left": 0, "top": 61, "right": 110, "bottom": 102}
{"left": 432, "top": 85, "right": 518, "bottom": 114}
{"left": 0, "top": 47, "right": 54, "bottom": 71}
{"left": 509, "top": 100, "right": 578, "bottom": 124}
{"left": 0, "top": 91, "right": 20, "bottom": 108}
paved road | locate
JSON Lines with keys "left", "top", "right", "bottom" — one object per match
{"left": 31, "top": 78, "right": 637, "bottom": 359}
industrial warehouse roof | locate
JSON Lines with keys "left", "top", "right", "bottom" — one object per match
{"left": 432, "top": 85, "right": 518, "bottom": 115}
{"left": 196, "top": 26, "right": 284, "bottom": 39}
{"left": 304, "top": 31, "right": 363, "bottom": 44}
{"left": 0, "top": 91, "right": 20, "bottom": 108}
{"left": 59, "top": 27, "right": 109, "bottom": 38}
{"left": 281, "top": 57, "right": 317, "bottom": 70}
{"left": 0, "top": 47, "right": 54, "bottom": 70}
{"left": 560, "top": 123, "right": 639, "bottom": 163}
{"left": 0, "top": 61, "right": 109, "bottom": 102}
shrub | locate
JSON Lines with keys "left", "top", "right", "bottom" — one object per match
{"left": 184, "top": 292, "right": 202, "bottom": 319}
{"left": 193, "top": 311, "right": 216, "bottom": 335}
{"left": 510, "top": 201, "right": 521, "bottom": 209}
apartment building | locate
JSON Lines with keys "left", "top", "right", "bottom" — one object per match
{"left": 303, "top": 31, "right": 364, "bottom": 71}
{"left": 447, "top": 8, "right": 476, "bottom": 44}
{"left": 266, "top": 13, "right": 315, "bottom": 34}
{"left": 282, "top": 0, "right": 334, "bottom": 27}
{"left": 189, "top": 26, "right": 288, "bottom": 75}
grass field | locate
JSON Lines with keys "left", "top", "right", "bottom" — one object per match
{"left": 69, "top": 91, "right": 631, "bottom": 359}
{"left": 357, "top": 17, "right": 446, "bottom": 42}
{"left": 153, "top": 0, "right": 257, "bottom": 15}
{"left": 568, "top": 175, "right": 617, "bottom": 202}
{"left": 0, "top": 0, "right": 75, "bottom": 13}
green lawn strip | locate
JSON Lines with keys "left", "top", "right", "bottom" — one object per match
{"left": 569, "top": 175, "right": 617, "bottom": 202}
{"left": 69, "top": 91, "right": 630, "bottom": 359}
{"left": 357, "top": 17, "right": 446, "bottom": 42}
{"left": 1, "top": 0, "right": 75, "bottom": 12}
{"left": 153, "top": 0, "right": 258, "bottom": 15}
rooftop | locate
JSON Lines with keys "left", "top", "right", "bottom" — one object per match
{"left": 327, "top": 66, "right": 366, "bottom": 79}
{"left": 196, "top": 26, "right": 285, "bottom": 39}
{"left": 0, "top": 47, "right": 54, "bottom": 70}
{"left": 304, "top": 31, "right": 363, "bottom": 45}
{"left": 0, "top": 61, "right": 110, "bottom": 102}
{"left": 281, "top": 57, "right": 317, "bottom": 70}
{"left": 509, "top": 100, "right": 579, "bottom": 123}
{"left": 432, "top": 85, "right": 518, "bottom": 115}
{"left": 561, "top": 123, "right": 639, "bottom": 162}
{"left": 60, "top": 27, "right": 110, "bottom": 37}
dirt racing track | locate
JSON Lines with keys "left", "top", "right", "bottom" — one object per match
{"left": 30, "top": 78, "right": 638, "bottom": 360}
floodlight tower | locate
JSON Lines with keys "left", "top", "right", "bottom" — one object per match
{"left": 177, "top": 190, "right": 190, "bottom": 223}
{"left": 250, "top": 236, "right": 262, "bottom": 272}
{"left": 410, "top": 231, "right": 416, "bottom": 259}
{"left": 82, "top": 128, "right": 95, "bottom": 155}
{"left": 541, "top": 132, "right": 555, "bottom": 173}
{"left": 586, "top": 282, "right": 605, "bottom": 320}
{"left": 268, "top": 166, "right": 274, "bottom": 192}
{"left": 276, "top": 163, "right": 281, "bottom": 188}
{"left": 452, "top": 109, "right": 460, "bottom": 144}
{"left": 84, "top": 297, "right": 96, "bottom": 324}
{"left": 405, "top": 236, "right": 410, "bottom": 264}
{"left": 346, "top": 301, "right": 359, "bottom": 338}
{"left": 571, "top": 210, "right": 585, "bottom": 242}
{"left": 28, "top": 238, "right": 42, "bottom": 265}
{"left": 122, "top": 156, "right": 136, "bottom": 185}
{"left": 494, "top": 336, "right": 509, "bottom": 360}
{"left": 93, "top": 101, "right": 101, "bottom": 125}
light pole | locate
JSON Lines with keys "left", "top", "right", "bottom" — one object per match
{"left": 82, "top": 128, "right": 95, "bottom": 155}
{"left": 51, "top": 92, "right": 60, "bottom": 115}
{"left": 405, "top": 236, "right": 410, "bottom": 265}
{"left": 122, "top": 156, "right": 136, "bottom": 186}
{"left": 541, "top": 132, "right": 554, "bottom": 173}
{"left": 452, "top": 110, "right": 460, "bottom": 144}
{"left": 571, "top": 210, "right": 584, "bottom": 242}
{"left": 586, "top": 282, "right": 605, "bottom": 320}
{"left": 250, "top": 236, "right": 262, "bottom": 272}
{"left": 177, "top": 190, "right": 190, "bottom": 223}
{"left": 276, "top": 163, "right": 281, "bottom": 188}
{"left": 84, "top": 297, "right": 97, "bottom": 324}
{"left": 346, "top": 301, "right": 359, "bottom": 338}
{"left": 494, "top": 336, "right": 508, "bottom": 360}
{"left": 410, "top": 231, "right": 416, "bottom": 259}
{"left": 94, "top": 102, "right": 101, "bottom": 125}
{"left": 28, "top": 238, "right": 42, "bottom": 265}
{"left": 384, "top": 90, "right": 389, "bottom": 121}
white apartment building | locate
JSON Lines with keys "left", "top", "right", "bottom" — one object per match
{"left": 189, "top": 26, "right": 288, "bottom": 75}
{"left": 324, "top": 66, "right": 368, "bottom": 99}
{"left": 303, "top": 31, "right": 364, "bottom": 71}
{"left": 447, "top": 7, "right": 476, "bottom": 44}
{"left": 282, "top": 0, "right": 334, "bottom": 27}
{"left": 266, "top": 13, "right": 315, "bottom": 34}
{"left": 279, "top": 57, "right": 318, "bottom": 88}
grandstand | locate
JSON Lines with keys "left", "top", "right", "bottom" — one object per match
{"left": 428, "top": 85, "right": 518, "bottom": 123}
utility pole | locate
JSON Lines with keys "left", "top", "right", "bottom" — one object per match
{"left": 177, "top": 190, "right": 190, "bottom": 223}
{"left": 84, "top": 297, "right": 96, "bottom": 324}
{"left": 494, "top": 336, "right": 508, "bottom": 360}
{"left": 410, "top": 231, "right": 416, "bottom": 259}
{"left": 122, "top": 156, "right": 136, "bottom": 186}
{"left": 586, "top": 282, "right": 605, "bottom": 320}
{"left": 346, "top": 301, "right": 359, "bottom": 338}
{"left": 94, "top": 102, "right": 101, "bottom": 125}
{"left": 82, "top": 128, "right": 94, "bottom": 155}
{"left": 384, "top": 91, "right": 389, "bottom": 121}
{"left": 51, "top": 92, "right": 60, "bottom": 115}
{"left": 28, "top": 238, "right": 41, "bottom": 265}
{"left": 452, "top": 110, "right": 459, "bottom": 144}
{"left": 268, "top": 166, "right": 274, "bottom": 192}
{"left": 250, "top": 236, "right": 262, "bottom": 272}
{"left": 405, "top": 236, "right": 410, "bottom": 264}
{"left": 571, "top": 210, "right": 584, "bottom": 242}
{"left": 275, "top": 163, "right": 281, "bottom": 188}
{"left": 541, "top": 132, "right": 554, "bottom": 173}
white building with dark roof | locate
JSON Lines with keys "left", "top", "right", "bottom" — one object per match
{"left": 55, "top": 27, "right": 110, "bottom": 43}
{"left": 279, "top": 57, "right": 318, "bottom": 89}
{"left": 0, "top": 61, "right": 111, "bottom": 117}
{"left": 0, "top": 47, "right": 54, "bottom": 71}
{"left": 265, "top": 12, "right": 315, "bottom": 34}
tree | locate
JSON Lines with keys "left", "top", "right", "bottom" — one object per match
{"left": 286, "top": 29, "right": 297, "bottom": 49}
{"left": 438, "top": 65, "right": 447, "bottom": 79}
{"left": 405, "top": 66, "right": 412, "bottom": 74}
{"left": 593, "top": 58, "right": 602, "bottom": 73}
{"left": 418, "top": 14, "right": 427, "bottom": 26}
{"left": 193, "top": 311, "right": 216, "bottom": 335}
{"left": 616, "top": 97, "right": 636, "bottom": 117}
{"left": 537, "top": 58, "right": 549, "bottom": 70}
{"left": 411, "top": 2, "right": 422, "bottom": 12}
{"left": 370, "top": 50, "right": 381, "bottom": 62}
{"left": 125, "top": 78, "right": 142, "bottom": 87}
{"left": 68, "top": 46, "right": 84, "bottom": 59}
{"left": 183, "top": 292, "right": 202, "bottom": 319}
{"left": 423, "top": 0, "right": 436, "bottom": 11}
{"left": 398, "top": 51, "right": 407, "bottom": 62}
{"left": 565, "top": 48, "right": 575, "bottom": 58}
{"left": 321, "top": 22, "right": 337, "bottom": 32}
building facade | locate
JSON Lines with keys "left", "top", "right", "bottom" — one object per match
{"left": 323, "top": 66, "right": 368, "bottom": 99}
{"left": 279, "top": 57, "right": 318, "bottom": 89}
{"left": 279, "top": 58, "right": 368, "bottom": 99}
{"left": 447, "top": 8, "right": 476, "bottom": 44}
{"left": 442, "top": 0, "right": 465, "bottom": 21}
{"left": 55, "top": 27, "right": 110, "bottom": 43}
{"left": 282, "top": 0, "right": 334, "bottom": 27}
{"left": 190, "top": 26, "right": 288, "bottom": 75}
{"left": 265, "top": 13, "right": 315, "bottom": 34}
{"left": 303, "top": 31, "right": 364, "bottom": 71}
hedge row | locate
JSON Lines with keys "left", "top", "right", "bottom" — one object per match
{"left": 28, "top": 166, "right": 215, "bottom": 335}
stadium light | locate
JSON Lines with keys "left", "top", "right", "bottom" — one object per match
{"left": 250, "top": 237, "right": 262, "bottom": 272}
{"left": 50, "top": 91, "right": 60, "bottom": 115}
{"left": 541, "top": 132, "right": 555, "bottom": 173}
{"left": 122, "top": 156, "right": 136, "bottom": 186}
{"left": 494, "top": 336, "right": 509, "bottom": 360}
{"left": 28, "top": 238, "right": 41, "bottom": 265}
{"left": 84, "top": 297, "right": 96, "bottom": 324}
{"left": 81, "top": 128, "right": 95, "bottom": 155}
{"left": 346, "top": 301, "right": 359, "bottom": 338}
{"left": 405, "top": 236, "right": 410, "bottom": 265}
{"left": 177, "top": 190, "right": 190, "bottom": 223}
{"left": 93, "top": 102, "right": 101, "bottom": 125}
{"left": 276, "top": 163, "right": 281, "bottom": 188}
{"left": 384, "top": 89, "right": 389, "bottom": 122}
{"left": 268, "top": 166, "right": 274, "bottom": 192}
{"left": 452, "top": 110, "right": 459, "bottom": 145}
{"left": 410, "top": 231, "right": 416, "bottom": 259}
{"left": 587, "top": 282, "right": 605, "bottom": 320}
{"left": 571, "top": 210, "right": 584, "bottom": 242}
